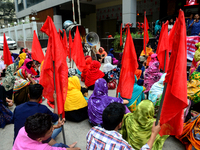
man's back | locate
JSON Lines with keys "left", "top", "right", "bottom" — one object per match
{"left": 86, "top": 126, "right": 134, "bottom": 150}
{"left": 12, "top": 101, "right": 58, "bottom": 141}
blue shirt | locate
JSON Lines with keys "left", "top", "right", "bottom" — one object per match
{"left": 12, "top": 101, "right": 59, "bottom": 141}
{"left": 189, "top": 20, "right": 200, "bottom": 35}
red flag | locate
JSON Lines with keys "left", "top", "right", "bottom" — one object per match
{"left": 68, "top": 30, "right": 73, "bottom": 61}
{"left": 156, "top": 21, "right": 169, "bottom": 72}
{"left": 120, "top": 23, "right": 123, "bottom": 46}
{"left": 62, "top": 29, "right": 69, "bottom": 58}
{"left": 40, "top": 16, "right": 68, "bottom": 117}
{"left": 160, "top": 10, "right": 188, "bottom": 136}
{"left": 169, "top": 18, "right": 177, "bottom": 52}
{"left": 71, "top": 27, "right": 86, "bottom": 72}
{"left": 31, "top": 30, "right": 44, "bottom": 63}
{"left": 3, "top": 33, "right": 13, "bottom": 66}
{"left": 117, "top": 27, "right": 138, "bottom": 99}
{"left": 143, "top": 11, "right": 149, "bottom": 54}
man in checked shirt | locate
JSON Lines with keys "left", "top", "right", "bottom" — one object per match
{"left": 86, "top": 102, "right": 161, "bottom": 150}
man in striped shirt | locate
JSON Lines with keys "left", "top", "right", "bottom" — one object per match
{"left": 86, "top": 102, "right": 161, "bottom": 150}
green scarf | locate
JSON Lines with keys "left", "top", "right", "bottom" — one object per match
{"left": 120, "top": 100, "right": 169, "bottom": 150}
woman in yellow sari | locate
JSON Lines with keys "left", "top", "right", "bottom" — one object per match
{"left": 120, "top": 100, "right": 169, "bottom": 150}
{"left": 64, "top": 76, "right": 88, "bottom": 122}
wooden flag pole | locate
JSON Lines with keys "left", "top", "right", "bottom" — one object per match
{"left": 156, "top": 83, "right": 168, "bottom": 125}
{"left": 53, "top": 61, "right": 67, "bottom": 145}
{"left": 70, "top": 47, "right": 72, "bottom": 68}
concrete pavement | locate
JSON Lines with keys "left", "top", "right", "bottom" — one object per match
{"left": 0, "top": 48, "right": 186, "bottom": 150}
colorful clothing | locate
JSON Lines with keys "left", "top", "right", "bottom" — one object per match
{"left": 148, "top": 73, "right": 166, "bottom": 105}
{"left": 64, "top": 76, "right": 87, "bottom": 111}
{"left": 189, "top": 20, "right": 200, "bottom": 36}
{"left": 144, "top": 59, "right": 162, "bottom": 93}
{"left": 176, "top": 114, "right": 200, "bottom": 150}
{"left": 187, "top": 68, "right": 200, "bottom": 103}
{"left": 97, "top": 47, "right": 107, "bottom": 57}
{"left": 20, "top": 58, "right": 36, "bottom": 75}
{"left": 119, "top": 75, "right": 145, "bottom": 112}
{"left": 18, "top": 53, "right": 26, "bottom": 68}
{"left": 86, "top": 126, "right": 150, "bottom": 150}
{"left": 85, "top": 60, "right": 105, "bottom": 87}
{"left": 13, "top": 69, "right": 30, "bottom": 92}
{"left": 88, "top": 78, "right": 123, "bottom": 125}
{"left": 103, "top": 56, "right": 115, "bottom": 73}
{"left": 13, "top": 127, "right": 66, "bottom": 150}
{"left": 120, "top": 100, "right": 169, "bottom": 150}
{"left": 154, "top": 20, "right": 161, "bottom": 35}
{"left": 140, "top": 47, "right": 153, "bottom": 56}
{"left": 2, "top": 63, "right": 17, "bottom": 91}
{"left": 81, "top": 56, "right": 92, "bottom": 82}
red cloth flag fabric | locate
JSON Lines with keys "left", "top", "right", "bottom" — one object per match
{"left": 59, "top": 29, "right": 63, "bottom": 40}
{"left": 62, "top": 29, "right": 69, "bottom": 58}
{"left": 169, "top": 18, "right": 177, "bottom": 52}
{"left": 3, "top": 33, "right": 12, "bottom": 65}
{"left": 71, "top": 26, "right": 86, "bottom": 72}
{"left": 120, "top": 23, "right": 123, "bottom": 46}
{"left": 68, "top": 30, "right": 73, "bottom": 61}
{"left": 143, "top": 11, "right": 149, "bottom": 54}
{"left": 156, "top": 21, "right": 169, "bottom": 72}
{"left": 40, "top": 16, "right": 68, "bottom": 117}
{"left": 160, "top": 10, "right": 188, "bottom": 136}
{"left": 117, "top": 27, "right": 138, "bottom": 99}
{"left": 31, "top": 30, "right": 44, "bottom": 63}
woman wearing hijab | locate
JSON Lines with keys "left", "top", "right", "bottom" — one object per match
{"left": 119, "top": 75, "right": 145, "bottom": 112}
{"left": 13, "top": 69, "right": 36, "bottom": 106}
{"left": 81, "top": 56, "right": 92, "bottom": 82}
{"left": 144, "top": 54, "right": 162, "bottom": 94}
{"left": 154, "top": 20, "right": 161, "bottom": 35}
{"left": 2, "top": 63, "right": 18, "bottom": 99}
{"left": 20, "top": 58, "right": 37, "bottom": 76}
{"left": 18, "top": 53, "right": 26, "bottom": 68}
{"left": 96, "top": 47, "right": 107, "bottom": 63}
{"left": 149, "top": 73, "right": 166, "bottom": 105}
{"left": 85, "top": 60, "right": 105, "bottom": 90}
{"left": 88, "top": 78, "right": 129, "bottom": 126}
{"left": 64, "top": 76, "right": 88, "bottom": 122}
{"left": 107, "top": 48, "right": 118, "bottom": 65}
{"left": 120, "top": 100, "right": 169, "bottom": 150}
{"left": 103, "top": 56, "right": 115, "bottom": 73}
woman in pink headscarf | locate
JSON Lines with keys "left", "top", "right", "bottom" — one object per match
{"left": 20, "top": 58, "right": 37, "bottom": 76}
{"left": 143, "top": 54, "right": 162, "bottom": 94}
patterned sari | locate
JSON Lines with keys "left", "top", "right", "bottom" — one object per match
{"left": 176, "top": 114, "right": 200, "bottom": 150}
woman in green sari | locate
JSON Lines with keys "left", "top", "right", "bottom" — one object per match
{"left": 120, "top": 100, "right": 169, "bottom": 150}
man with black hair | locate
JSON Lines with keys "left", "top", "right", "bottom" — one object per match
{"left": 86, "top": 102, "right": 161, "bottom": 150}
{"left": 13, "top": 113, "right": 80, "bottom": 150}
{"left": 12, "top": 84, "right": 77, "bottom": 148}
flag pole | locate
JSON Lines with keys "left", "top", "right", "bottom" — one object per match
{"left": 156, "top": 83, "right": 168, "bottom": 125}
{"left": 164, "top": 50, "right": 167, "bottom": 72}
{"left": 70, "top": 47, "right": 72, "bottom": 68}
{"left": 53, "top": 61, "right": 67, "bottom": 145}
{"left": 72, "top": 0, "right": 75, "bottom": 23}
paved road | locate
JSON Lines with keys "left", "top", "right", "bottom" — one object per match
{"left": 0, "top": 48, "right": 186, "bottom": 150}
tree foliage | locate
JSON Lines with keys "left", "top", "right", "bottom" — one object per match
{"left": 0, "top": 0, "right": 16, "bottom": 23}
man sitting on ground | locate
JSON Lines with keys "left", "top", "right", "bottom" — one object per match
{"left": 12, "top": 84, "right": 77, "bottom": 148}
{"left": 13, "top": 113, "right": 80, "bottom": 150}
{"left": 86, "top": 102, "right": 161, "bottom": 150}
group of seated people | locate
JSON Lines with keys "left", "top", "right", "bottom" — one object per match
{"left": 0, "top": 43, "right": 200, "bottom": 150}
